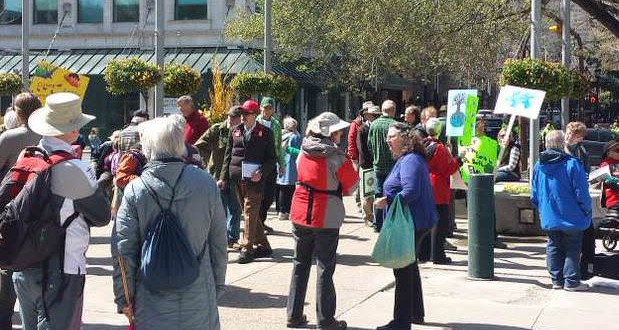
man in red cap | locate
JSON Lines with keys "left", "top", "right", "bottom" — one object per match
{"left": 220, "top": 99, "right": 276, "bottom": 263}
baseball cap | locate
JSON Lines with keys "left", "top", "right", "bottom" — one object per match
{"left": 241, "top": 99, "right": 260, "bottom": 114}
{"left": 260, "top": 97, "right": 275, "bottom": 108}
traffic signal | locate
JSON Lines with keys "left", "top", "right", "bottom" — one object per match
{"left": 590, "top": 95, "right": 598, "bottom": 104}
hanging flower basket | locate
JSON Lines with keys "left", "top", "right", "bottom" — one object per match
{"left": 230, "top": 72, "right": 298, "bottom": 104}
{"left": 103, "top": 57, "right": 162, "bottom": 96}
{"left": 164, "top": 63, "right": 203, "bottom": 97}
{"left": 0, "top": 72, "right": 23, "bottom": 96}
{"left": 500, "top": 58, "right": 573, "bottom": 102}
{"left": 270, "top": 74, "right": 298, "bottom": 104}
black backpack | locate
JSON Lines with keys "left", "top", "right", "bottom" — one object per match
{"left": 138, "top": 165, "right": 207, "bottom": 291}
{"left": 0, "top": 148, "right": 78, "bottom": 271}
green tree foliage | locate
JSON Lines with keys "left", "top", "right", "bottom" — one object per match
{"left": 225, "top": 0, "right": 527, "bottom": 93}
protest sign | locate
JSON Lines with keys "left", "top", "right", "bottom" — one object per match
{"left": 446, "top": 89, "right": 477, "bottom": 137}
{"left": 30, "top": 61, "right": 89, "bottom": 104}
{"left": 494, "top": 85, "right": 545, "bottom": 119}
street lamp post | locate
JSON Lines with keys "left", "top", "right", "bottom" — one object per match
{"left": 21, "top": 0, "right": 30, "bottom": 91}
{"left": 264, "top": 0, "right": 272, "bottom": 73}
{"left": 154, "top": 0, "right": 164, "bottom": 117}
{"left": 530, "top": 0, "right": 541, "bottom": 180}
{"left": 560, "top": 0, "right": 571, "bottom": 127}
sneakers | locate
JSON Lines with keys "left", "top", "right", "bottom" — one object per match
{"left": 564, "top": 283, "right": 590, "bottom": 292}
{"left": 320, "top": 320, "right": 347, "bottom": 330}
{"left": 551, "top": 283, "right": 563, "bottom": 290}
{"left": 278, "top": 212, "right": 290, "bottom": 221}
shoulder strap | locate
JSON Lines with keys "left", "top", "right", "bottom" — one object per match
{"left": 62, "top": 212, "right": 80, "bottom": 229}
{"left": 139, "top": 165, "right": 188, "bottom": 212}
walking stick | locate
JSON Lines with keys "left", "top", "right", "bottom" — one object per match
{"left": 118, "top": 256, "right": 135, "bottom": 330}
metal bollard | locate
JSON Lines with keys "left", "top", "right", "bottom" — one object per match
{"left": 467, "top": 174, "right": 495, "bottom": 280}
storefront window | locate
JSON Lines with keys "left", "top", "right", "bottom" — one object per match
{"left": 114, "top": 0, "right": 138, "bottom": 22}
{"left": 78, "top": 0, "right": 103, "bottom": 23}
{"left": 34, "top": 0, "right": 58, "bottom": 24}
{"left": 0, "top": 0, "right": 21, "bottom": 25}
{"left": 175, "top": 0, "right": 207, "bottom": 20}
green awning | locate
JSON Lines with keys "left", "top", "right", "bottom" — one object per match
{"left": 0, "top": 47, "right": 322, "bottom": 86}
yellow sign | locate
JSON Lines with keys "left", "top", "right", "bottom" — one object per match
{"left": 30, "top": 61, "right": 90, "bottom": 104}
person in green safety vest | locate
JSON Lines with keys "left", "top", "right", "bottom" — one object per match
{"left": 459, "top": 116, "right": 498, "bottom": 183}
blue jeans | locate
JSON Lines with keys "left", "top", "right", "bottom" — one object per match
{"left": 546, "top": 230, "right": 584, "bottom": 288}
{"left": 373, "top": 172, "right": 389, "bottom": 230}
{"left": 222, "top": 179, "right": 242, "bottom": 243}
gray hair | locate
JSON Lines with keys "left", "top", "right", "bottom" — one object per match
{"left": 381, "top": 100, "right": 397, "bottom": 116}
{"left": 139, "top": 114, "right": 187, "bottom": 161}
{"left": 425, "top": 117, "right": 442, "bottom": 137}
{"left": 545, "top": 130, "right": 565, "bottom": 150}
{"left": 176, "top": 95, "right": 194, "bottom": 107}
{"left": 283, "top": 116, "right": 298, "bottom": 131}
{"left": 3, "top": 109, "right": 19, "bottom": 130}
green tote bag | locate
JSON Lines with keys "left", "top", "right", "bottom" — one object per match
{"left": 371, "top": 195, "right": 416, "bottom": 268}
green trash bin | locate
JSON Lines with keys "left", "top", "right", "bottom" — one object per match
{"left": 467, "top": 174, "right": 495, "bottom": 280}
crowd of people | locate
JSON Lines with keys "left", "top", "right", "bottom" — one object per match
{"left": 0, "top": 91, "right": 613, "bottom": 330}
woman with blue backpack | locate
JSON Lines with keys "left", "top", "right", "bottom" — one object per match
{"left": 112, "top": 114, "right": 227, "bottom": 329}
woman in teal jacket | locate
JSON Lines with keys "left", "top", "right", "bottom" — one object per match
{"left": 531, "top": 130, "right": 592, "bottom": 292}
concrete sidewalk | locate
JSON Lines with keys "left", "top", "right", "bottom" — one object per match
{"left": 13, "top": 196, "right": 617, "bottom": 329}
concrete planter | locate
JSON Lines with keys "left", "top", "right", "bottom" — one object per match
{"left": 494, "top": 191, "right": 544, "bottom": 236}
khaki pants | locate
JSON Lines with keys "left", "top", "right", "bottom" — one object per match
{"left": 237, "top": 181, "right": 271, "bottom": 251}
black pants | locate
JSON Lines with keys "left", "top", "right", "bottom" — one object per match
{"left": 0, "top": 270, "right": 15, "bottom": 330}
{"left": 287, "top": 224, "right": 339, "bottom": 327}
{"left": 392, "top": 230, "right": 428, "bottom": 327}
{"left": 279, "top": 185, "right": 295, "bottom": 214}
{"left": 431, "top": 204, "right": 450, "bottom": 262}
{"left": 580, "top": 223, "right": 595, "bottom": 279}
{"left": 260, "top": 170, "right": 277, "bottom": 223}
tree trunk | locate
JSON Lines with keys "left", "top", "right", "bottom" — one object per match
{"left": 572, "top": 0, "right": 619, "bottom": 38}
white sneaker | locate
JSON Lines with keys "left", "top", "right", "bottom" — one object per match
{"left": 564, "top": 283, "right": 590, "bottom": 292}
{"left": 551, "top": 284, "right": 563, "bottom": 290}
{"left": 278, "top": 213, "right": 289, "bottom": 220}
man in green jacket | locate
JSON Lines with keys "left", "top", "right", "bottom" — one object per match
{"left": 257, "top": 97, "right": 285, "bottom": 233}
{"left": 368, "top": 100, "right": 398, "bottom": 231}
{"left": 194, "top": 106, "right": 243, "bottom": 249}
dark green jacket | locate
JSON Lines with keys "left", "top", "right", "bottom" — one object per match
{"left": 194, "top": 121, "right": 230, "bottom": 179}
{"left": 368, "top": 115, "right": 397, "bottom": 175}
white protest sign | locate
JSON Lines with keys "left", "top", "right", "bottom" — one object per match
{"left": 446, "top": 89, "right": 477, "bottom": 137}
{"left": 494, "top": 85, "right": 546, "bottom": 119}
{"left": 163, "top": 98, "right": 180, "bottom": 115}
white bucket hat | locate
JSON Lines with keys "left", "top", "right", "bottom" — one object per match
{"left": 28, "top": 92, "right": 95, "bottom": 136}
{"left": 307, "top": 112, "right": 350, "bottom": 137}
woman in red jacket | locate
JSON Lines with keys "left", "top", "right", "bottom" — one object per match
{"left": 423, "top": 118, "right": 461, "bottom": 264}
{"left": 287, "top": 112, "right": 358, "bottom": 330}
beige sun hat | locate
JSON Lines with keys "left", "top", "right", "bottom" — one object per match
{"left": 28, "top": 92, "right": 95, "bottom": 136}
{"left": 307, "top": 112, "right": 350, "bottom": 136}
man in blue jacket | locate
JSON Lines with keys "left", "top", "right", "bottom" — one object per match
{"left": 531, "top": 130, "right": 592, "bottom": 292}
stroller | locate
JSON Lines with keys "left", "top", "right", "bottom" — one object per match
{"left": 598, "top": 208, "right": 619, "bottom": 251}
